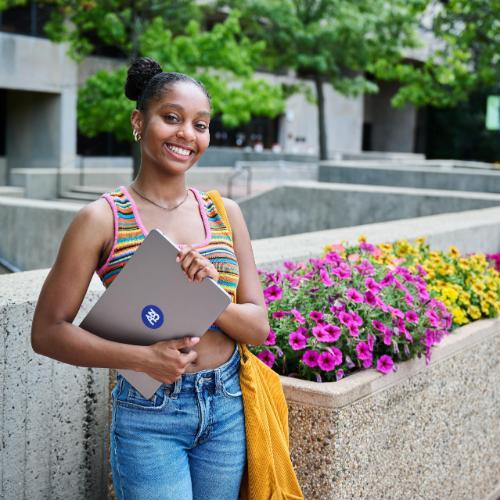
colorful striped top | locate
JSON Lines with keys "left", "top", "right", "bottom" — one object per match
{"left": 95, "top": 185, "right": 239, "bottom": 333}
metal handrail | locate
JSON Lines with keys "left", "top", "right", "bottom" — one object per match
{"left": 227, "top": 164, "right": 252, "bottom": 199}
{"left": 0, "top": 254, "right": 22, "bottom": 273}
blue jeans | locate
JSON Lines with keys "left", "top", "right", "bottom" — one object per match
{"left": 110, "top": 345, "right": 246, "bottom": 500}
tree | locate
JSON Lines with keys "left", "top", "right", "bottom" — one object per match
{"left": 1, "top": 1, "right": 286, "bottom": 176}
{"left": 371, "top": 0, "right": 500, "bottom": 108}
{"left": 218, "top": 0, "right": 427, "bottom": 159}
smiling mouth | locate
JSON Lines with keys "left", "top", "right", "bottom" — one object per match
{"left": 164, "top": 143, "right": 195, "bottom": 157}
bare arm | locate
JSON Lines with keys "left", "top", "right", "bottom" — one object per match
{"left": 31, "top": 198, "right": 198, "bottom": 383}
{"left": 213, "top": 197, "right": 270, "bottom": 346}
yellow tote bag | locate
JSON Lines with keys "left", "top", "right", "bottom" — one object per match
{"left": 206, "top": 190, "right": 303, "bottom": 500}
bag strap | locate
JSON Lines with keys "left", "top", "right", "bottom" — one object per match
{"left": 206, "top": 189, "right": 232, "bottom": 238}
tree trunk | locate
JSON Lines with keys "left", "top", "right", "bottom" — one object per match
{"left": 314, "top": 75, "right": 328, "bottom": 160}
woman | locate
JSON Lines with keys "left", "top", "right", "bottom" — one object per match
{"left": 31, "top": 56, "right": 270, "bottom": 499}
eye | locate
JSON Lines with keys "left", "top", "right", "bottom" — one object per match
{"left": 196, "top": 122, "right": 209, "bottom": 131}
{"left": 163, "top": 113, "right": 179, "bottom": 122}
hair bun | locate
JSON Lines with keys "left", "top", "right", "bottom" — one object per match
{"left": 124, "top": 57, "right": 163, "bottom": 101}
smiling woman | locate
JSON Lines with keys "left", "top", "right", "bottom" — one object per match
{"left": 29, "top": 56, "right": 305, "bottom": 500}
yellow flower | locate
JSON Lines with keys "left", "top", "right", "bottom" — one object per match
{"left": 452, "top": 307, "right": 468, "bottom": 325}
{"left": 358, "top": 234, "right": 367, "bottom": 243}
{"left": 472, "top": 283, "right": 485, "bottom": 294}
{"left": 467, "top": 306, "right": 481, "bottom": 320}
{"left": 415, "top": 236, "right": 427, "bottom": 246}
{"left": 458, "top": 259, "right": 471, "bottom": 271}
{"left": 448, "top": 246, "right": 460, "bottom": 258}
{"left": 442, "top": 286, "right": 459, "bottom": 302}
{"left": 480, "top": 301, "right": 491, "bottom": 315}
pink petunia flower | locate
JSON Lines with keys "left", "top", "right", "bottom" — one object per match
{"left": 324, "top": 324, "right": 342, "bottom": 342}
{"left": 257, "top": 350, "right": 276, "bottom": 367}
{"left": 372, "top": 320, "right": 386, "bottom": 332}
{"left": 312, "top": 325, "right": 330, "bottom": 342}
{"left": 272, "top": 311, "right": 287, "bottom": 319}
{"left": 309, "top": 310, "right": 324, "bottom": 322}
{"left": 405, "top": 310, "right": 419, "bottom": 324}
{"left": 264, "top": 329, "right": 277, "bottom": 346}
{"left": 365, "top": 277, "right": 382, "bottom": 293}
{"left": 302, "top": 350, "right": 320, "bottom": 368}
{"left": 376, "top": 355, "right": 394, "bottom": 374}
{"left": 288, "top": 330, "right": 307, "bottom": 350}
{"left": 355, "top": 341, "right": 372, "bottom": 361}
{"left": 346, "top": 288, "right": 364, "bottom": 303}
{"left": 347, "top": 322, "right": 360, "bottom": 337}
{"left": 318, "top": 348, "right": 343, "bottom": 371}
{"left": 364, "top": 290, "right": 377, "bottom": 306}
{"left": 320, "top": 268, "right": 334, "bottom": 287}
{"left": 362, "top": 354, "right": 373, "bottom": 368}
{"left": 264, "top": 284, "right": 283, "bottom": 302}
{"left": 290, "top": 308, "right": 306, "bottom": 324}
{"left": 335, "top": 369, "right": 345, "bottom": 381}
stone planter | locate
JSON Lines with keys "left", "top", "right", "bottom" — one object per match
{"left": 280, "top": 318, "right": 499, "bottom": 499}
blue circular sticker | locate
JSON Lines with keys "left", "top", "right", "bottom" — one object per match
{"left": 141, "top": 305, "right": 164, "bottom": 329}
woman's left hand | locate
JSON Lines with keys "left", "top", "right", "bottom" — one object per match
{"left": 176, "top": 245, "right": 219, "bottom": 283}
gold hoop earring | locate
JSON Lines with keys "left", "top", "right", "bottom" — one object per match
{"left": 133, "top": 129, "right": 142, "bottom": 142}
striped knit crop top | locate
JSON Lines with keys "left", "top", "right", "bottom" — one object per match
{"left": 95, "top": 185, "right": 239, "bottom": 334}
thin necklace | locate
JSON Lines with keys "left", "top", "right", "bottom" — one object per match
{"left": 129, "top": 184, "right": 190, "bottom": 211}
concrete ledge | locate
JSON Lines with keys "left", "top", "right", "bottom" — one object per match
{"left": 0, "top": 271, "right": 106, "bottom": 499}
{"left": 280, "top": 318, "right": 499, "bottom": 409}
{"left": 319, "top": 161, "right": 500, "bottom": 193}
{"left": 239, "top": 181, "right": 500, "bottom": 239}
{"left": 285, "top": 319, "right": 499, "bottom": 499}
{"left": 252, "top": 206, "right": 500, "bottom": 270}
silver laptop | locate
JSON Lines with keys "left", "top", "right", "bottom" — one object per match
{"left": 79, "top": 228, "right": 232, "bottom": 399}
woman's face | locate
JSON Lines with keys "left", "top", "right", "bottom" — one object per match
{"left": 134, "top": 81, "right": 211, "bottom": 173}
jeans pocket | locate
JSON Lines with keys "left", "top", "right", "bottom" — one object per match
{"left": 115, "top": 376, "right": 170, "bottom": 411}
{"left": 220, "top": 371, "right": 242, "bottom": 398}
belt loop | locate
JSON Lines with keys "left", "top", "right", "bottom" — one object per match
{"left": 214, "top": 367, "right": 223, "bottom": 395}
{"left": 171, "top": 376, "right": 182, "bottom": 398}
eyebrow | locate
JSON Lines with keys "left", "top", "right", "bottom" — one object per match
{"left": 158, "top": 103, "right": 211, "bottom": 118}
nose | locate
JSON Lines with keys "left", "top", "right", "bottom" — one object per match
{"left": 176, "top": 122, "right": 196, "bottom": 142}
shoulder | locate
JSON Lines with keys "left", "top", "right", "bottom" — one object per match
{"left": 76, "top": 196, "right": 113, "bottom": 228}
{"left": 66, "top": 196, "right": 114, "bottom": 250}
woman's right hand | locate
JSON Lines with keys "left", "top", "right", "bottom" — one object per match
{"left": 139, "top": 336, "right": 200, "bottom": 384}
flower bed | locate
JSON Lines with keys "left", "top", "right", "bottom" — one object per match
{"left": 252, "top": 237, "right": 499, "bottom": 383}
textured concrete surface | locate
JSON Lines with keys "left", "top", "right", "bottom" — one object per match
{"left": 319, "top": 162, "right": 500, "bottom": 193}
{"left": 0, "top": 271, "right": 107, "bottom": 500}
{"left": 252, "top": 205, "right": 500, "bottom": 271}
{"left": 282, "top": 319, "right": 500, "bottom": 499}
{"left": 2, "top": 194, "right": 499, "bottom": 273}
{"left": 239, "top": 181, "right": 500, "bottom": 239}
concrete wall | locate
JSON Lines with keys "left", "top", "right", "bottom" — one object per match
{"left": 2, "top": 192, "right": 500, "bottom": 272}
{"left": 0, "top": 271, "right": 108, "bottom": 500}
{"left": 282, "top": 318, "right": 500, "bottom": 499}
{"left": 364, "top": 81, "right": 417, "bottom": 153}
{"left": 0, "top": 157, "right": 6, "bottom": 184}
{"left": 319, "top": 162, "right": 500, "bottom": 193}
{"left": 238, "top": 182, "right": 500, "bottom": 239}
{"left": 0, "top": 33, "right": 78, "bottom": 171}
{"left": 1, "top": 210, "right": 499, "bottom": 499}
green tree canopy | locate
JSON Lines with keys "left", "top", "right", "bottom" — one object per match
{"left": 371, "top": 0, "right": 500, "bottom": 108}
{"left": 0, "top": 1, "right": 286, "bottom": 172}
{"left": 219, "top": 0, "right": 427, "bottom": 159}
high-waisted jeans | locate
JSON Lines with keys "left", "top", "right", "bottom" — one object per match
{"left": 110, "top": 345, "right": 246, "bottom": 500}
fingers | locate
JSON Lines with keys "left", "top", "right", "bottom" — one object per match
{"left": 167, "top": 336, "right": 200, "bottom": 350}
{"left": 176, "top": 247, "right": 218, "bottom": 283}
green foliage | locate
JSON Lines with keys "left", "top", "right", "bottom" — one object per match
{"left": 41, "top": 0, "right": 203, "bottom": 61}
{"left": 370, "top": 0, "right": 500, "bottom": 108}
{"left": 74, "top": 10, "right": 285, "bottom": 140}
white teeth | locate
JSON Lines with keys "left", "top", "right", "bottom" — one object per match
{"left": 167, "top": 144, "right": 192, "bottom": 156}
